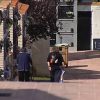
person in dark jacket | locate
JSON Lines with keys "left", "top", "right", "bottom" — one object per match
{"left": 47, "top": 46, "right": 65, "bottom": 82}
{"left": 17, "top": 47, "right": 32, "bottom": 82}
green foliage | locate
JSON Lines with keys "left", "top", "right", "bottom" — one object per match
{"left": 6, "top": 18, "right": 13, "bottom": 29}
{"left": 65, "top": 0, "right": 73, "bottom": 5}
{"left": 15, "top": 25, "right": 21, "bottom": 36}
{"left": 0, "top": 68, "right": 3, "bottom": 78}
{"left": 0, "top": 40, "right": 4, "bottom": 47}
{"left": 0, "top": 10, "right": 3, "bottom": 25}
{"left": 6, "top": 39, "right": 12, "bottom": 52}
{"left": 33, "top": 77, "right": 50, "bottom": 81}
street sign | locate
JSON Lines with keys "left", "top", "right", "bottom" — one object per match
{"left": 93, "top": 39, "right": 100, "bottom": 50}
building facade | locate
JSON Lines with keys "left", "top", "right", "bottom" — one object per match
{"left": 0, "top": 0, "right": 29, "bottom": 79}
{"left": 78, "top": 2, "right": 100, "bottom": 51}
{"left": 56, "top": 0, "right": 77, "bottom": 51}
{"left": 50, "top": 0, "right": 100, "bottom": 51}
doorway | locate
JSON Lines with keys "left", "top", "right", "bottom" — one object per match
{"left": 77, "top": 11, "right": 91, "bottom": 51}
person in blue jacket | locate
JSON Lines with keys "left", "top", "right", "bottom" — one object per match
{"left": 17, "top": 47, "right": 33, "bottom": 82}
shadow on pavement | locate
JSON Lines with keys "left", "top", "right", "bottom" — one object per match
{"left": 0, "top": 89, "right": 69, "bottom": 100}
{"left": 33, "top": 80, "right": 50, "bottom": 82}
{"left": 64, "top": 67, "right": 100, "bottom": 80}
{"left": 68, "top": 50, "right": 100, "bottom": 61}
{"left": 68, "top": 65, "right": 88, "bottom": 68}
{"left": 0, "top": 93, "right": 11, "bottom": 97}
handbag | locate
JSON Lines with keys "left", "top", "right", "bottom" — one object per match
{"left": 59, "top": 70, "right": 65, "bottom": 83}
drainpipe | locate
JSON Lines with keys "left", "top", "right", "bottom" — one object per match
{"left": 59, "top": 36, "right": 62, "bottom": 44}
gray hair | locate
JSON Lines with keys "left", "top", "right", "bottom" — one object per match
{"left": 20, "top": 47, "right": 26, "bottom": 52}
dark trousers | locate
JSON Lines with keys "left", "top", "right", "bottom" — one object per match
{"left": 50, "top": 66, "right": 61, "bottom": 82}
{"left": 18, "top": 71, "right": 30, "bottom": 82}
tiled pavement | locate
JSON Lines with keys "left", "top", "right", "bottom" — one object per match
{"left": 1, "top": 50, "right": 100, "bottom": 100}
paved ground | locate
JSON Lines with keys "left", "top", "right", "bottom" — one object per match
{"left": 1, "top": 50, "right": 100, "bottom": 100}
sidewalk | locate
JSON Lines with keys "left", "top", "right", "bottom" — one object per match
{"left": 64, "top": 50, "right": 100, "bottom": 83}
{"left": 0, "top": 81, "right": 100, "bottom": 100}
{"left": 0, "top": 50, "right": 100, "bottom": 100}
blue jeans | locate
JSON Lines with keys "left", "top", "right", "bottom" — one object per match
{"left": 50, "top": 66, "right": 61, "bottom": 82}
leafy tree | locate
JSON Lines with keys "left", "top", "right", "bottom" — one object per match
{"left": 19, "top": 0, "right": 59, "bottom": 42}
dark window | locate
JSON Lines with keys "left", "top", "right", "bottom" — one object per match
{"left": 50, "top": 34, "right": 56, "bottom": 46}
{"left": 78, "top": 11, "right": 91, "bottom": 17}
{"left": 58, "top": 6, "right": 74, "bottom": 19}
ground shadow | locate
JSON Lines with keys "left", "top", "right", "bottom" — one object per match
{"left": 0, "top": 89, "right": 69, "bottom": 100}
{"left": 33, "top": 80, "right": 50, "bottom": 82}
{"left": 64, "top": 67, "right": 100, "bottom": 80}
{"left": 0, "top": 93, "right": 11, "bottom": 97}
{"left": 68, "top": 65, "right": 88, "bottom": 68}
{"left": 68, "top": 50, "right": 100, "bottom": 61}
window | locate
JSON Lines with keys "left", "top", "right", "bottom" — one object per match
{"left": 50, "top": 34, "right": 56, "bottom": 46}
{"left": 58, "top": 6, "right": 74, "bottom": 19}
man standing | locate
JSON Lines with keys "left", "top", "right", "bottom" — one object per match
{"left": 17, "top": 47, "right": 33, "bottom": 82}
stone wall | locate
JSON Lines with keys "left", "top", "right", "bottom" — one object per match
{"left": 30, "top": 37, "right": 50, "bottom": 77}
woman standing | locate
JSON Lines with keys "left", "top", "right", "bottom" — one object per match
{"left": 47, "top": 46, "right": 65, "bottom": 82}
{"left": 17, "top": 47, "right": 33, "bottom": 82}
